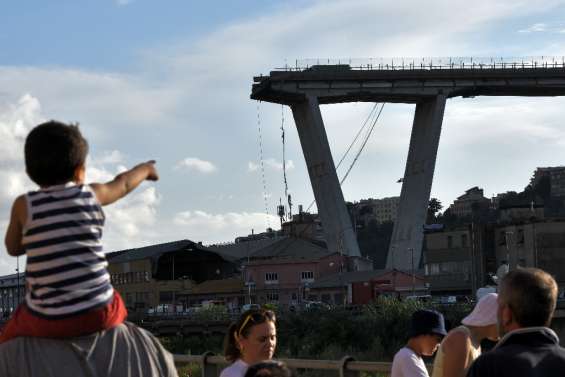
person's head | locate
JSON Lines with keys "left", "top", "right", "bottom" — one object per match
{"left": 407, "top": 309, "right": 447, "bottom": 356}
{"left": 243, "top": 361, "right": 294, "bottom": 377}
{"left": 25, "top": 120, "right": 89, "bottom": 187}
{"left": 462, "top": 293, "right": 499, "bottom": 341}
{"left": 224, "top": 309, "right": 277, "bottom": 364}
{"left": 497, "top": 268, "right": 558, "bottom": 335}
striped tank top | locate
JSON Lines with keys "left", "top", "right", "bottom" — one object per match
{"left": 22, "top": 183, "right": 113, "bottom": 318}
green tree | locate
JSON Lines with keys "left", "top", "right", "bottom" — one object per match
{"left": 427, "top": 198, "right": 443, "bottom": 223}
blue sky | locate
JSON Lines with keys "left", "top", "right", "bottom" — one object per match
{"left": 1, "top": 0, "right": 565, "bottom": 275}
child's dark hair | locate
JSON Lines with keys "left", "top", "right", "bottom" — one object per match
{"left": 25, "top": 120, "right": 89, "bottom": 186}
{"left": 223, "top": 309, "right": 276, "bottom": 362}
{"left": 244, "top": 361, "right": 294, "bottom": 377}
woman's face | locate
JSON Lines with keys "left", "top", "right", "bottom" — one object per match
{"left": 238, "top": 320, "right": 277, "bottom": 364}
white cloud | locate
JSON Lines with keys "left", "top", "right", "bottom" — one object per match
{"left": 175, "top": 157, "right": 217, "bottom": 173}
{"left": 0, "top": 170, "right": 33, "bottom": 202}
{"left": 103, "top": 186, "right": 161, "bottom": 251}
{"left": 0, "top": 67, "right": 182, "bottom": 136}
{"left": 0, "top": 94, "right": 43, "bottom": 163}
{"left": 172, "top": 210, "right": 279, "bottom": 243}
{"left": 247, "top": 159, "right": 295, "bottom": 172}
{"left": 248, "top": 161, "right": 259, "bottom": 172}
{"left": 0, "top": 95, "right": 43, "bottom": 275}
{"left": 116, "top": 0, "right": 134, "bottom": 6}
{"left": 519, "top": 23, "right": 548, "bottom": 33}
{"left": 93, "top": 150, "right": 125, "bottom": 165}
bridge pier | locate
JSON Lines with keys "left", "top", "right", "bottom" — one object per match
{"left": 291, "top": 95, "right": 361, "bottom": 257}
{"left": 252, "top": 62, "right": 565, "bottom": 268}
{"left": 388, "top": 95, "right": 446, "bottom": 270}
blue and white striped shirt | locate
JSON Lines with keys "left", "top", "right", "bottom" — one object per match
{"left": 22, "top": 183, "right": 113, "bottom": 318}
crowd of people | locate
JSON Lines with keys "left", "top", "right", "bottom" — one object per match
{"left": 222, "top": 267, "right": 565, "bottom": 377}
{"left": 2, "top": 121, "right": 565, "bottom": 377}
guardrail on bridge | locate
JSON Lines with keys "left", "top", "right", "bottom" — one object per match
{"left": 173, "top": 352, "right": 433, "bottom": 377}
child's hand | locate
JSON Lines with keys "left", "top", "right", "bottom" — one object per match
{"left": 145, "top": 160, "right": 159, "bottom": 181}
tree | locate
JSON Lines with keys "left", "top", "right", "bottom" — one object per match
{"left": 427, "top": 198, "right": 443, "bottom": 223}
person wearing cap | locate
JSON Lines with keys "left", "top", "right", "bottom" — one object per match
{"left": 467, "top": 268, "right": 565, "bottom": 377}
{"left": 391, "top": 309, "right": 447, "bottom": 377}
{"left": 431, "top": 293, "right": 499, "bottom": 377}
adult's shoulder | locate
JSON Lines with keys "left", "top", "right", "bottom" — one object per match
{"left": 0, "top": 322, "right": 178, "bottom": 377}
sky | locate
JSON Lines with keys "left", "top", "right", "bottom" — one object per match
{"left": 1, "top": 0, "right": 565, "bottom": 275}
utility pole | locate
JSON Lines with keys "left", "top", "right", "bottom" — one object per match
{"left": 172, "top": 254, "right": 175, "bottom": 313}
{"left": 505, "top": 231, "right": 514, "bottom": 270}
{"left": 409, "top": 247, "right": 415, "bottom": 296}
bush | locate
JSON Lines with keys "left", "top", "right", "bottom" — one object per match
{"left": 162, "top": 299, "right": 472, "bottom": 363}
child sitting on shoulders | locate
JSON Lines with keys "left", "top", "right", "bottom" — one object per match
{"left": 2, "top": 120, "right": 158, "bottom": 341}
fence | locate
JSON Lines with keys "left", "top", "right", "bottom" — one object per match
{"left": 278, "top": 56, "right": 565, "bottom": 71}
{"left": 173, "top": 353, "right": 433, "bottom": 377}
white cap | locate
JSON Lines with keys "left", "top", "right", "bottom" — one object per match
{"left": 461, "top": 293, "right": 498, "bottom": 327}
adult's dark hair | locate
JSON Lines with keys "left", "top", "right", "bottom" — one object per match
{"left": 500, "top": 267, "right": 558, "bottom": 327}
{"left": 25, "top": 120, "right": 89, "bottom": 186}
{"left": 223, "top": 309, "right": 276, "bottom": 362}
{"left": 244, "top": 361, "right": 294, "bottom": 377}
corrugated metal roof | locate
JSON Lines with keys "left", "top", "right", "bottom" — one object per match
{"left": 249, "top": 237, "right": 333, "bottom": 260}
{"left": 106, "top": 239, "right": 238, "bottom": 264}
{"left": 190, "top": 277, "right": 244, "bottom": 294}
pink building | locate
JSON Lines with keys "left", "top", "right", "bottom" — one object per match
{"left": 310, "top": 269, "right": 428, "bottom": 305}
{"left": 243, "top": 237, "right": 350, "bottom": 307}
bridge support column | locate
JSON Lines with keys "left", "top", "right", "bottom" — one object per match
{"left": 387, "top": 95, "right": 446, "bottom": 271}
{"left": 291, "top": 96, "right": 361, "bottom": 257}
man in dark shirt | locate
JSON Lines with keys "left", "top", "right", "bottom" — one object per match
{"left": 467, "top": 267, "right": 565, "bottom": 377}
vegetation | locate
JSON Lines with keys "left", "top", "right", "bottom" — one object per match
{"left": 160, "top": 298, "right": 472, "bottom": 363}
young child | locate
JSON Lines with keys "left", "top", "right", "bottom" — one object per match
{"left": 2, "top": 120, "right": 158, "bottom": 341}
{"left": 391, "top": 309, "right": 447, "bottom": 377}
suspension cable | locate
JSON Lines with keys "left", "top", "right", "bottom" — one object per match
{"left": 281, "top": 104, "right": 291, "bottom": 220}
{"left": 340, "top": 103, "right": 385, "bottom": 185}
{"left": 256, "top": 102, "right": 271, "bottom": 228}
{"left": 306, "top": 103, "right": 383, "bottom": 212}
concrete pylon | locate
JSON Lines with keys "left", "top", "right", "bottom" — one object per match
{"left": 387, "top": 94, "right": 446, "bottom": 271}
{"left": 291, "top": 95, "right": 361, "bottom": 257}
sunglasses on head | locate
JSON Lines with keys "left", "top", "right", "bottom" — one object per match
{"left": 238, "top": 310, "right": 276, "bottom": 336}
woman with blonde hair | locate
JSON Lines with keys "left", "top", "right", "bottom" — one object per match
{"left": 220, "top": 309, "right": 277, "bottom": 377}
{"left": 432, "top": 293, "right": 499, "bottom": 377}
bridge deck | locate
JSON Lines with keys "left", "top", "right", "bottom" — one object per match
{"left": 251, "top": 65, "right": 565, "bottom": 104}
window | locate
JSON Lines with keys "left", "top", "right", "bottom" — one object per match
{"left": 425, "top": 263, "right": 440, "bottom": 275}
{"left": 159, "top": 291, "right": 173, "bottom": 303}
{"left": 517, "top": 229, "right": 525, "bottom": 244}
{"left": 266, "top": 292, "right": 279, "bottom": 302}
{"left": 461, "top": 234, "right": 468, "bottom": 247}
{"left": 300, "top": 271, "right": 314, "bottom": 282}
{"left": 265, "top": 272, "right": 278, "bottom": 284}
{"left": 499, "top": 231, "right": 507, "bottom": 246}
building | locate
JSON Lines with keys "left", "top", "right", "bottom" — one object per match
{"left": 107, "top": 239, "right": 238, "bottom": 312}
{"left": 448, "top": 187, "right": 492, "bottom": 219}
{"left": 243, "top": 237, "right": 349, "bottom": 307}
{"left": 281, "top": 211, "right": 326, "bottom": 242}
{"left": 495, "top": 220, "right": 565, "bottom": 290}
{"left": 309, "top": 269, "right": 428, "bottom": 305}
{"left": 207, "top": 235, "right": 285, "bottom": 261}
{"left": 355, "top": 197, "right": 400, "bottom": 226}
{"left": 531, "top": 166, "right": 565, "bottom": 197}
{"left": 0, "top": 273, "right": 25, "bottom": 319}
{"left": 422, "top": 224, "right": 495, "bottom": 296}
